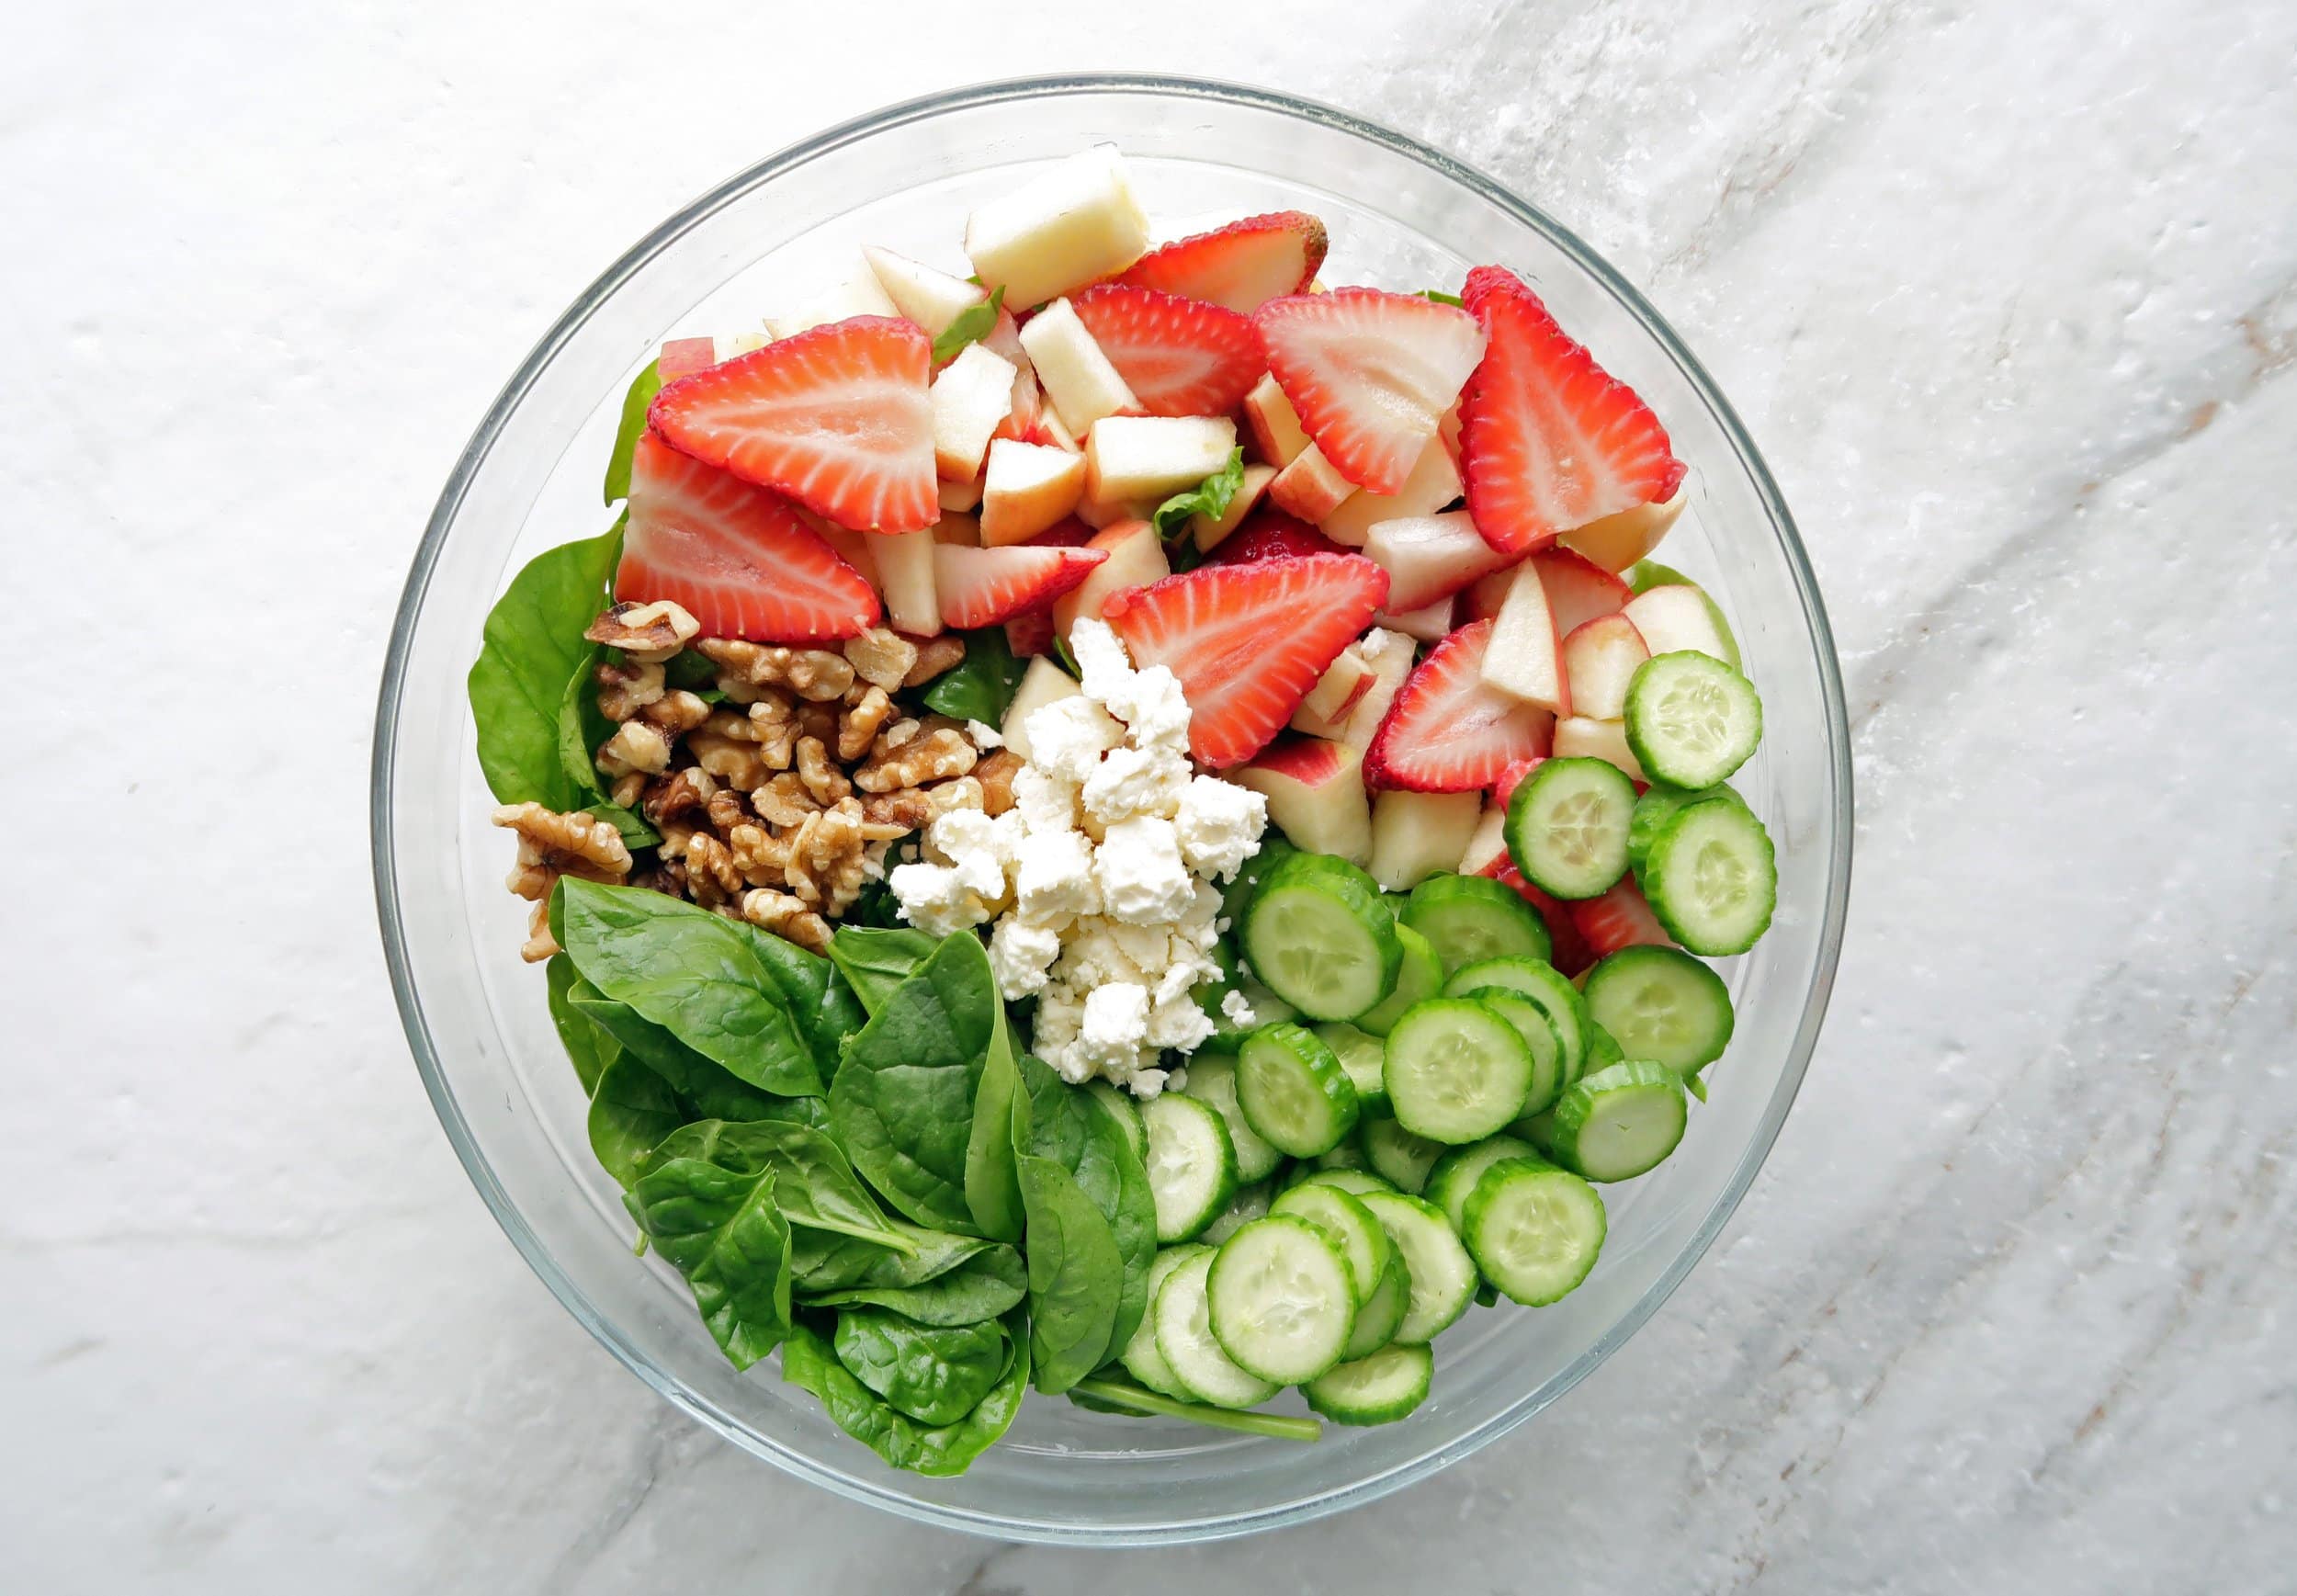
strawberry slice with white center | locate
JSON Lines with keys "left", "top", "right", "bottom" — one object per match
{"left": 1363, "top": 618, "right": 1556, "bottom": 792}
{"left": 1103, "top": 554, "right": 1390, "bottom": 768}
{"left": 1114, "top": 210, "right": 1330, "bottom": 315}
{"left": 1567, "top": 877, "right": 1676, "bottom": 963}
{"left": 647, "top": 315, "right": 937, "bottom": 534}
{"left": 1069, "top": 284, "right": 1261, "bottom": 418}
{"left": 618, "top": 431, "right": 880, "bottom": 641}
{"left": 1456, "top": 266, "right": 1685, "bottom": 556}
{"left": 934, "top": 542, "right": 1107, "bottom": 628}
{"left": 1253, "top": 289, "right": 1487, "bottom": 495}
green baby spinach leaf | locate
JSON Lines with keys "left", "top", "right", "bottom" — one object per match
{"left": 468, "top": 524, "right": 624, "bottom": 813}
{"left": 624, "top": 1150, "right": 793, "bottom": 1370}
{"left": 790, "top": 1220, "right": 996, "bottom": 1296}
{"left": 827, "top": 927, "right": 937, "bottom": 1017}
{"left": 782, "top": 1312, "right": 1029, "bottom": 1477}
{"left": 547, "top": 953, "right": 619, "bottom": 1095}
{"left": 727, "top": 917, "right": 867, "bottom": 1084}
{"left": 570, "top": 990, "right": 808, "bottom": 1125}
{"left": 1014, "top": 1153, "right": 1126, "bottom": 1395}
{"left": 1148, "top": 447, "right": 1246, "bottom": 545}
{"left": 921, "top": 628, "right": 1026, "bottom": 724}
{"left": 930, "top": 285, "right": 1005, "bottom": 365}
{"left": 1420, "top": 288, "right": 1465, "bottom": 307}
{"left": 604, "top": 358, "right": 662, "bottom": 506}
{"left": 558, "top": 879, "right": 825, "bottom": 1097}
{"left": 1009, "top": 1057, "right": 1155, "bottom": 1376}
{"left": 801, "top": 1243, "right": 1026, "bottom": 1327}
{"left": 963, "top": 1016, "right": 1026, "bottom": 1244}
{"left": 586, "top": 1056, "right": 684, "bottom": 1189}
{"left": 832, "top": 1310, "right": 1010, "bottom": 1426}
{"left": 640, "top": 1120, "right": 908, "bottom": 1251}
{"left": 830, "top": 933, "right": 1002, "bottom": 1235}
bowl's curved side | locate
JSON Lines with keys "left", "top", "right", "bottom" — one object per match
{"left": 372, "top": 72, "right": 1852, "bottom": 1545}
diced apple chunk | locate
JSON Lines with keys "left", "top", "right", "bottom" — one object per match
{"left": 1553, "top": 716, "right": 1646, "bottom": 784}
{"left": 1296, "top": 625, "right": 1417, "bottom": 744}
{"left": 1363, "top": 510, "right": 1514, "bottom": 612}
{"left": 1192, "top": 462, "right": 1276, "bottom": 551}
{"left": 932, "top": 511, "right": 981, "bottom": 547}
{"left": 1481, "top": 562, "right": 1568, "bottom": 714}
{"left": 1368, "top": 790, "right": 1485, "bottom": 891}
{"left": 863, "top": 245, "right": 988, "bottom": 338}
{"left": 1001, "top": 657, "right": 1084, "bottom": 762}
{"left": 1019, "top": 300, "right": 1140, "bottom": 437}
{"left": 1243, "top": 373, "right": 1312, "bottom": 467}
{"left": 1268, "top": 443, "right": 1357, "bottom": 523}
{"left": 1052, "top": 519, "right": 1168, "bottom": 641}
{"left": 1321, "top": 436, "right": 1465, "bottom": 548}
{"left": 1232, "top": 738, "right": 1373, "bottom": 866}
{"left": 1375, "top": 596, "right": 1454, "bottom": 643}
{"left": 1083, "top": 415, "right": 1238, "bottom": 521}
{"left": 870, "top": 528, "right": 940, "bottom": 636}
{"left": 1560, "top": 482, "right": 1689, "bottom": 573}
{"left": 1036, "top": 405, "right": 1081, "bottom": 453}
{"left": 980, "top": 439, "right": 1088, "bottom": 546}
{"left": 1458, "top": 805, "right": 1508, "bottom": 875}
{"left": 939, "top": 476, "right": 985, "bottom": 513}
{"left": 932, "top": 343, "right": 1021, "bottom": 481}
{"left": 1298, "top": 645, "right": 1374, "bottom": 725}
{"left": 1561, "top": 613, "right": 1650, "bottom": 720}
{"left": 1622, "top": 583, "right": 1737, "bottom": 668}
{"left": 766, "top": 259, "right": 900, "bottom": 340}
{"left": 812, "top": 521, "right": 879, "bottom": 591}
{"left": 965, "top": 146, "right": 1151, "bottom": 311}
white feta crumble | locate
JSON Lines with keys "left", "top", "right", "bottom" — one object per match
{"left": 1014, "top": 829, "right": 1101, "bottom": 920}
{"left": 1120, "top": 663, "right": 1192, "bottom": 752}
{"left": 1220, "top": 988, "right": 1258, "bottom": 1028}
{"left": 1096, "top": 815, "right": 1196, "bottom": 923}
{"left": 1173, "top": 775, "right": 1267, "bottom": 882}
{"left": 1074, "top": 982, "right": 1151, "bottom": 1079}
{"left": 1024, "top": 696, "right": 1125, "bottom": 784}
{"left": 990, "top": 916, "right": 1064, "bottom": 1000}
{"left": 926, "top": 808, "right": 1016, "bottom": 903}
{"left": 1069, "top": 617, "right": 1136, "bottom": 709}
{"left": 1081, "top": 743, "right": 1191, "bottom": 827}
{"left": 964, "top": 719, "right": 1003, "bottom": 749}
{"left": 887, "top": 861, "right": 989, "bottom": 937}
{"left": 1012, "top": 765, "right": 1080, "bottom": 837}
{"left": 1145, "top": 962, "right": 1214, "bottom": 1051}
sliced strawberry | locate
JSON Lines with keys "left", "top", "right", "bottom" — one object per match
{"left": 933, "top": 542, "right": 1106, "bottom": 628}
{"left": 1069, "top": 285, "right": 1261, "bottom": 418}
{"left": 1207, "top": 511, "right": 1346, "bottom": 566}
{"left": 618, "top": 431, "right": 879, "bottom": 642}
{"left": 1115, "top": 210, "right": 1330, "bottom": 315}
{"left": 1103, "top": 555, "right": 1389, "bottom": 767}
{"left": 1025, "top": 517, "right": 1095, "bottom": 548}
{"left": 1253, "top": 289, "right": 1487, "bottom": 494}
{"left": 1456, "top": 266, "right": 1685, "bottom": 556}
{"left": 648, "top": 315, "right": 937, "bottom": 534}
{"left": 657, "top": 336, "right": 719, "bottom": 383}
{"left": 981, "top": 308, "right": 1044, "bottom": 446}
{"left": 1363, "top": 618, "right": 1556, "bottom": 792}
{"left": 1567, "top": 877, "right": 1676, "bottom": 964}
{"left": 1004, "top": 608, "right": 1056, "bottom": 658}
{"left": 1489, "top": 753, "right": 1548, "bottom": 809}
{"left": 1477, "top": 857, "right": 1594, "bottom": 975}
{"left": 1533, "top": 545, "right": 1634, "bottom": 634}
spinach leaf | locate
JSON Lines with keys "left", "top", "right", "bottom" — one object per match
{"left": 639, "top": 1120, "right": 909, "bottom": 1251}
{"left": 558, "top": 879, "right": 825, "bottom": 1097}
{"left": 727, "top": 916, "right": 866, "bottom": 1084}
{"left": 570, "top": 990, "right": 796, "bottom": 1124}
{"left": 963, "top": 1014, "right": 1025, "bottom": 1243}
{"left": 827, "top": 927, "right": 937, "bottom": 1017}
{"left": 829, "top": 933, "right": 1001, "bottom": 1235}
{"left": 781, "top": 1312, "right": 1029, "bottom": 1477}
{"left": 1148, "top": 447, "right": 1246, "bottom": 545}
{"left": 1013, "top": 1057, "right": 1154, "bottom": 1362}
{"left": 604, "top": 358, "right": 662, "bottom": 506}
{"left": 1014, "top": 1153, "right": 1126, "bottom": 1395}
{"left": 930, "top": 285, "right": 1005, "bottom": 366}
{"left": 547, "top": 953, "right": 618, "bottom": 1094}
{"left": 840, "top": 836, "right": 921, "bottom": 930}
{"left": 1420, "top": 288, "right": 1465, "bottom": 307}
{"left": 554, "top": 646, "right": 656, "bottom": 846}
{"left": 789, "top": 1220, "right": 997, "bottom": 1296}
{"left": 801, "top": 1244, "right": 1026, "bottom": 1327}
{"left": 624, "top": 1150, "right": 792, "bottom": 1369}
{"left": 663, "top": 648, "right": 719, "bottom": 693}
{"left": 832, "top": 1310, "right": 1010, "bottom": 1426}
{"left": 586, "top": 1056, "right": 684, "bottom": 1188}
{"left": 468, "top": 524, "right": 624, "bottom": 813}
{"left": 921, "top": 628, "right": 1026, "bottom": 724}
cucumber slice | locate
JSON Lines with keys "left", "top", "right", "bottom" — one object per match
{"left": 1297, "top": 1167, "right": 1398, "bottom": 1198}
{"left": 1304, "top": 1341, "right": 1432, "bottom": 1427}
{"left": 1461, "top": 1158, "right": 1607, "bottom": 1305}
{"left": 1624, "top": 651, "right": 1762, "bottom": 789}
{"left": 1525, "top": 1061, "right": 1688, "bottom": 1182}
{"left": 1361, "top": 1116, "right": 1446, "bottom": 1194}
{"left": 1198, "top": 974, "right": 1298, "bottom": 1052}
{"left": 1197, "top": 1179, "right": 1273, "bottom": 1245}
{"left": 1138, "top": 1092, "right": 1240, "bottom": 1242}
{"left": 1638, "top": 795, "right": 1777, "bottom": 955}
{"left": 1383, "top": 999, "right": 1535, "bottom": 1144}
{"left": 1313, "top": 1138, "right": 1370, "bottom": 1172}
{"left": 1152, "top": 1247, "right": 1281, "bottom": 1409}
{"left": 1466, "top": 990, "right": 1565, "bottom": 1117}
{"left": 1401, "top": 873, "right": 1552, "bottom": 972}
{"left": 1582, "top": 945, "right": 1734, "bottom": 1073}
{"left": 1239, "top": 853, "right": 1401, "bottom": 1023}
{"left": 1181, "top": 1056, "right": 1284, "bottom": 1183}
{"left": 1086, "top": 1078, "right": 1148, "bottom": 1160}
{"left": 1625, "top": 781, "right": 1745, "bottom": 877}
{"left": 1626, "top": 558, "right": 1696, "bottom": 594}
{"left": 1341, "top": 1250, "right": 1410, "bottom": 1358}
{"left": 1445, "top": 956, "right": 1590, "bottom": 1089}
{"left": 1271, "top": 1182, "right": 1394, "bottom": 1304}
{"left": 1121, "top": 1244, "right": 1211, "bottom": 1398}
{"left": 1237, "top": 1024, "right": 1361, "bottom": 1158}
{"left": 1222, "top": 834, "right": 1299, "bottom": 927}
{"left": 1353, "top": 923, "right": 1442, "bottom": 1038}
{"left": 1356, "top": 1191, "right": 1477, "bottom": 1344}
{"left": 1206, "top": 1217, "right": 1357, "bottom": 1384}
{"left": 1423, "top": 1134, "right": 1537, "bottom": 1235}
{"left": 1311, "top": 1022, "right": 1391, "bottom": 1117}
{"left": 1506, "top": 757, "right": 1636, "bottom": 900}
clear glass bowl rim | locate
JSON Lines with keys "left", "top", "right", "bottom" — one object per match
{"left": 370, "top": 70, "right": 1855, "bottom": 1545}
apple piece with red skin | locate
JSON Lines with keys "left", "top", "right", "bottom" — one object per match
{"left": 1561, "top": 613, "right": 1650, "bottom": 721}
{"left": 1363, "top": 510, "right": 1515, "bottom": 612}
{"left": 1052, "top": 517, "right": 1168, "bottom": 642}
{"left": 1296, "top": 644, "right": 1375, "bottom": 726}
{"left": 1480, "top": 560, "right": 1569, "bottom": 715}
{"left": 1369, "top": 789, "right": 1485, "bottom": 892}
{"left": 1242, "top": 371, "right": 1312, "bottom": 467}
{"left": 979, "top": 438, "right": 1086, "bottom": 546}
{"left": 1293, "top": 624, "right": 1417, "bottom": 744}
{"left": 1458, "top": 805, "right": 1507, "bottom": 875}
{"left": 1559, "top": 482, "right": 1689, "bottom": 573}
{"left": 1267, "top": 443, "right": 1358, "bottom": 523}
{"left": 869, "top": 528, "right": 940, "bottom": 637}
{"left": 1320, "top": 435, "right": 1464, "bottom": 549}
{"left": 1374, "top": 596, "right": 1454, "bottom": 643}
{"left": 931, "top": 343, "right": 1021, "bottom": 481}
{"left": 1231, "top": 735, "right": 1374, "bottom": 866}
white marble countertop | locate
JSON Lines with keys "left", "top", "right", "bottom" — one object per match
{"left": 11, "top": 1, "right": 2295, "bottom": 1589}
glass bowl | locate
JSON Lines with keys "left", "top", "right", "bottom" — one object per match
{"left": 372, "top": 74, "right": 1852, "bottom": 1545}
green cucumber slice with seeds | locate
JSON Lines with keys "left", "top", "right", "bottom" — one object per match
{"left": 1444, "top": 956, "right": 1591, "bottom": 1089}
{"left": 1465, "top": 990, "right": 1566, "bottom": 1117}
{"left": 1400, "top": 873, "right": 1552, "bottom": 973}
{"left": 1581, "top": 945, "right": 1735, "bottom": 1074}
{"left": 1623, "top": 651, "right": 1762, "bottom": 789}
{"left": 1361, "top": 1116, "right": 1447, "bottom": 1194}
{"left": 1311, "top": 1021, "right": 1391, "bottom": 1117}
{"left": 1523, "top": 1061, "right": 1689, "bottom": 1182}
{"left": 1382, "top": 998, "right": 1535, "bottom": 1144}
{"left": 1152, "top": 1247, "right": 1280, "bottom": 1409}
{"left": 1506, "top": 756, "right": 1637, "bottom": 900}
{"left": 1138, "top": 1092, "right": 1239, "bottom": 1242}
{"left": 1239, "top": 853, "right": 1402, "bottom": 1023}
{"left": 1627, "top": 782, "right": 1748, "bottom": 876}
{"left": 1305, "top": 1341, "right": 1432, "bottom": 1427}
{"left": 1297, "top": 1167, "right": 1398, "bottom": 1198}
{"left": 1271, "top": 1182, "right": 1394, "bottom": 1305}
{"left": 1637, "top": 796, "right": 1777, "bottom": 956}
{"left": 1356, "top": 1191, "right": 1477, "bottom": 1344}
{"left": 1206, "top": 1216, "right": 1357, "bottom": 1384}
{"left": 1460, "top": 1158, "right": 1608, "bottom": 1305}
{"left": 1341, "top": 1250, "right": 1411, "bottom": 1358}
{"left": 1423, "top": 1134, "right": 1539, "bottom": 1235}
{"left": 1197, "top": 1179, "right": 1274, "bottom": 1246}
{"left": 1121, "top": 1244, "right": 1211, "bottom": 1397}
{"left": 1237, "top": 1023, "right": 1361, "bottom": 1158}
{"left": 1353, "top": 923, "right": 1443, "bottom": 1038}
{"left": 1181, "top": 1056, "right": 1284, "bottom": 1184}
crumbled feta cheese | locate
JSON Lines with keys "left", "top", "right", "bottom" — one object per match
{"left": 928, "top": 808, "right": 1016, "bottom": 902}
{"left": 990, "top": 917, "right": 1064, "bottom": 1000}
{"left": 1075, "top": 982, "right": 1151, "bottom": 1079}
{"left": 1012, "top": 765, "right": 1080, "bottom": 837}
{"left": 1220, "top": 988, "right": 1257, "bottom": 1028}
{"left": 888, "top": 861, "right": 989, "bottom": 937}
{"left": 1173, "top": 775, "right": 1267, "bottom": 882}
{"left": 1096, "top": 815, "right": 1196, "bottom": 923}
{"left": 1035, "top": 984, "right": 1085, "bottom": 1070}
{"left": 1082, "top": 743, "right": 1191, "bottom": 826}
{"left": 1069, "top": 617, "right": 1137, "bottom": 710}
{"left": 1120, "top": 664, "right": 1192, "bottom": 752}
{"left": 1014, "top": 830, "right": 1102, "bottom": 920}
{"left": 1144, "top": 962, "right": 1213, "bottom": 1051}
{"left": 1024, "top": 696, "right": 1126, "bottom": 784}
{"left": 965, "top": 719, "right": 1003, "bottom": 749}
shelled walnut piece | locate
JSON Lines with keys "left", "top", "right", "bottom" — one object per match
{"left": 492, "top": 801, "right": 633, "bottom": 961}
